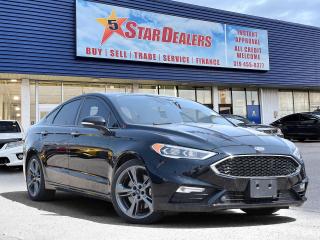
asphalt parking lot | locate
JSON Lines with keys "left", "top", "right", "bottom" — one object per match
{"left": 0, "top": 142, "right": 319, "bottom": 240}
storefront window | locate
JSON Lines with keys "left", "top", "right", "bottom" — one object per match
{"left": 63, "top": 83, "right": 83, "bottom": 101}
{"left": 106, "top": 84, "right": 132, "bottom": 93}
{"left": 137, "top": 85, "right": 158, "bottom": 95}
{"left": 196, "top": 87, "right": 212, "bottom": 108}
{"left": 279, "top": 91, "right": 294, "bottom": 117}
{"left": 39, "top": 82, "right": 62, "bottom": 104}
{"left": 293, "top": 91, "right": 309, "bottom": 113}
{"left": 38, "top": 82, "right": 62, "bottom": 120}
{"left": 218, "top": 88, "right": 232, "bottom": 114}
{"left": 159, "top": 85, "right": 176, "bottom": 96}
{"left": 218, "top": 88, "right": 232, "bottom": 104}
{"left": 309, "top": 91, "right": 320, "bottom": 111}
{"left": 232, "top": 88, "right": 246, "bottom": 117}
{"left": 63, "top": 83, "right": 106, "bottom": 101}
{"left": 0, "top": 80, "right": 21, "bottom": 122}
{"left": 246, "top": 89, "right": 259, "bottom": 105}
{"left": 178, "top": 86, "right": 195, "bottom": 101}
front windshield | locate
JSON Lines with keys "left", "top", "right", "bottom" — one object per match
{"left": 113, "top": 95, "right": 233, "bottom": 126}
{"left": 0, "top": 121, "right": 21, "bottom": 133}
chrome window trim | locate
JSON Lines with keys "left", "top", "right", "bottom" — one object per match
{"left": 210, "top": 154, "right": 302, "bottom": 179}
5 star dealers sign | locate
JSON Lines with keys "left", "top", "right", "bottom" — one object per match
{"left": 76, "top": 0, "right": 270, "bottom": 70}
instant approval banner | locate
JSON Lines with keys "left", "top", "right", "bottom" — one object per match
{"left": 76, "top": 0, "right": 270, "bottom": 70}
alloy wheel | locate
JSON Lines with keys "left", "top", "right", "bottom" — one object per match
{"left": 115, "top": 165, "right": 153, "bottom": 219}
{"left": 27, "top": 158, "right": 42, "bottom": 197}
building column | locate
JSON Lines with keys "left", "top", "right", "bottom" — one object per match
{"left": 21, "top": 79, "right": 31, "bottom": 131}
{"left": 212, "top": 86, "right": 219, "bottom": 112}
{"left": 260, "top": 88, "right": 279, "bottom": 124}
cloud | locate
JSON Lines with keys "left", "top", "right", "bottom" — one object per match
{"left": 174, "top": 0, "right": 320, "bottom": 28}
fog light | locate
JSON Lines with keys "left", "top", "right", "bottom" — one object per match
{"left": 16, "top": 153, "right": 23, "bottom": 160}
{"left": 176, "top": 186, "right": 205, "bottom": 193}
{"left": 293, "top": 182, "right": 306, "bottom": 192}
{"left": 298, "top": 183, "right": 306, "bottom": 192}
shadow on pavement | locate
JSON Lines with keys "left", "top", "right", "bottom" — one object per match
{"left": 1, "top": 191, "right": 295, "bottom": 228}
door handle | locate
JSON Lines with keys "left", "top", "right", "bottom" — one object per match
{"left": 70, "top": 131, "right": 81, "bottom": 137}
{"left": 40, "top": 131, "right": 48, "bottom": 136}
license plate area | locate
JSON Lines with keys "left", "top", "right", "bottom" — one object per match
{"left": 250, "top": 179, "right": 278, "bottom": 199}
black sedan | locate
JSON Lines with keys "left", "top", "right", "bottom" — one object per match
{"left": 271, "top": 112, "right": 320, "bottom": 141}
{"left": 23, "top": 94, "right": 308, "bottom": 224}
{"left": 223, "top": 114, "right": 283, "bottom": 137}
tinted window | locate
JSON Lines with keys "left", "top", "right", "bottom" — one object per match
{"left": 45, "top": 107, "right": 60, "bottom": 125}
{"left": 0, "top": 121, "right": 21, "bottom": 133}
{"left": 300, "top": 114, "right": 311, "bottom": 122}
{"left": 78, "top": 98, "right": 117, "bottom": 128}
{"left": 53, "top": 99, "right": 81, "bottom": 126}
{"left": 281, "top": 114, "right": 300, "bottom": 122}
{"left": 112, "top": 95, "right": 232, "bottom": 126}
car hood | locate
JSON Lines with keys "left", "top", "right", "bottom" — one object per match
{"left": 245, "top": 124, "right": 276, "bottom": 129}
{"left": 0, "top": 133, "right": 23, "bottom": 140}
{"left": 136, "top": 123, "right": 291, "bottom": 155}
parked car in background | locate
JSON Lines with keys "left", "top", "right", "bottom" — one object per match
{"left": 24, "top": 94, "right": 307, "bottom": 224}
{"left": 271, "top": 112, "right": 320, "bottom": 141}
{"left": 0, "top": 120, "right": 24, "bottom": 167}
{"left": 223, "top": 114, "right": 283, "bottom": 137}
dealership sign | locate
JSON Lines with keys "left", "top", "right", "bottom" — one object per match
{"left": 76, "top": 0, "right": 270, "bottom": 70}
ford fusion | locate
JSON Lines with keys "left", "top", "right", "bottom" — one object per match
{"left": 24, "top": 94, "right": 308, "bottom": 224}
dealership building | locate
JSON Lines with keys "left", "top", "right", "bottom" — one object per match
{"left": 0, "top": 0, "right": 320, "bottom": 131}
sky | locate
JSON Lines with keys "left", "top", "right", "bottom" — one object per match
{"left": 175, "top": 0, "right": 320, "bottom": 28}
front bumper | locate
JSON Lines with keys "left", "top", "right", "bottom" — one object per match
{"left": 148, "top": 154, "right": 308, "bottom": 213}
{"left": 0, "top": 146, "right": 23, "bottom": 166}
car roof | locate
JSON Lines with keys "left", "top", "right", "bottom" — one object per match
{"left": 81, "top": 92, "right": 185, "bottom": 101}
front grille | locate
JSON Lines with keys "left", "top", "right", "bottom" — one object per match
{"left": 213, "top": 155, "right": 300, "bottom": 177}
{"left": 0, "top": 157, "right": 10, "bottom": 164}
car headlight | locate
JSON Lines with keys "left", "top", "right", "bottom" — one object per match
{"left": 283, "top": 138, "right": 302, "bottom": 160}
{"left": 151, "top": 143, "right": 217, "bottom": 160}
{"left": 293, "top": 146, "right": 302, "bottom": 160}
{"left": 5, "top": 140, "right": 24, "bottom": 149}
{"left": 276, "top": 128, "right": 283, "bottom": 136}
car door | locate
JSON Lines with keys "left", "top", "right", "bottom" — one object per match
{"left": 68, "top": 96, "right": 119, "bottom": 195}
{"left": 298, "top": 114, "right": 319, "bottom": 138}
{"left": 42, "top": 98, "right": 82, "bottom": 186}
{"left": 278, "top": 114, "right": 301, "bottom": 137}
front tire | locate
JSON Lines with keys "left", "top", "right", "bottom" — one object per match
{"left": 26, "top": 155, "right": 55, "bottom": 201}
{"left": 111, "top": 159, "right": 163, "bottom": 224}
{"left": 241, "top": 208, "right": 280, "bottom": 216}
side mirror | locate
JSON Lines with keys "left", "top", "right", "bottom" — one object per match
{"left": 81, "top": 116, "right": 113, "bottom": 135}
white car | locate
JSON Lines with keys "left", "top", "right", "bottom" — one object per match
{"left": 0, "top": 120, "right": 24, "bottom": 167}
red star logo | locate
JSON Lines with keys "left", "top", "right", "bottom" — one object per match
{"left": 96, "top": 10, "right": 128, "bottom": 45}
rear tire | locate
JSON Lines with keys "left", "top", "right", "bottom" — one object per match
{"left": 111, "top": 159, "right": 163, "bottom": 224}
{"left": 26, "top": 155, "right": 55, "bottom": 201}
{"left": 241, "top": 208, "right": 280, "bottom": 216}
